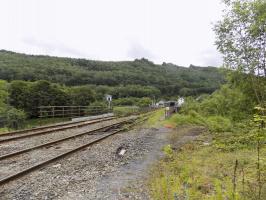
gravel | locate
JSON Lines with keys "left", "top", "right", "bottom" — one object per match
{"left": 0, "top": 117, "right": 132, "bottom": 156}
{"left": 0, "top": 121, "right": 170, "bottom": 200}
{"left": 0, "top": 122, "right": 203, "bottom": 200}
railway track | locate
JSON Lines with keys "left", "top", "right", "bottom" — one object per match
{"left": 0, "top": 116, "right": 116, "bottom": 143}
{"left": 0, "top": 115, "right": 144, "bottom": 185}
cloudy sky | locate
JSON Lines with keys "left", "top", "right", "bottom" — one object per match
{"left": 0, "top": 0, "right": 224, "bottom": 67}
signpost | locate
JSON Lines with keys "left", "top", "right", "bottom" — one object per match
{"left": 105, "top": 94, "right": 112, "bottom": 109}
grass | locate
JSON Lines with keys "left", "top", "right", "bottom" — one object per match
{"left": 113, "top": 106, "right": 140, "bottom": 116}
{"left": 148, "top": 113, "right": 266, "bottom": 200}
{"left": 24, "top": 117, "right": 69, "bottom": 128}
{"left": 146, "top": 108, "right": 165, "bottom": 127}
{"left": 164, "top": 111, "right": 233, "bottom": 133}
{"left": 149, "top": 140, "right": 266, "bottom": 200}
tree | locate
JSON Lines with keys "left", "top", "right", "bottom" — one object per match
{"left": 28, "top": 81, "right": 71, "bottom": 117}
{"left": 9, "top": 80, "right": 30, "bottom": 110}
{"left": 0, "top": 80, "right": 8, "bottom": 111}
{"left": 69, "top": 86, "right": 96, "bottom": 106}
{"left": 214, "top": 0, "right": 266, "bottom": 105}
{"left": 5, "top": 107, "right": 26, "bottom": 129}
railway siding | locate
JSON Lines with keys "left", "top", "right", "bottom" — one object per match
{"left": 0, "top": 115, "right": 139, "bottom": 185}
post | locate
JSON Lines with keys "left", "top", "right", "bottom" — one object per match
{"left": 52, "top": 107, "right": 55, "bottom": 118}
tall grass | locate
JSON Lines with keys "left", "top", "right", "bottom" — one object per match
{"left": 164, "top": 111, "right": 232, "bottom": 133}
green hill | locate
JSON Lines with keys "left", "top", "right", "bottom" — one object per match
{"left": 0, "top": 50, "right": 224, "bottom": 96}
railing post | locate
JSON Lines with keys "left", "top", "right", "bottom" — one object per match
{"left": 52, "top": 107, "right": 55, "bottom": 118}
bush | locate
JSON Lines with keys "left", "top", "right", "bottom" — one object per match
{"left": 69, "top": 86, "right": 96, "bottom": 106}
{"left": 5, "top": 107, "right": 26, "bottom": 130}
{"left": 113, "top": 106, "right": 140, "bottom": 116}
{"left": 85, "top": 101, "right": 110, "bottom": 115}
{"left": 165, "top": 112, "right": 206, "bottom": 127}
{"left": 181, "top": 85, "right": 254, "bottom": 122}
{"left": 136, "top": 97, "right": 152, "bottom": 107}
{"left": 165, "top": 111, "right": 232, "bottom": 133}
{"left": 199, "top": 85, "right": 253, "bottom": 121}
{"left": 180, "top": 97, "right": 200, "bottom": 114}
{"left": 206, "top": 116, "right": 232, "bottom": 132}
{"left": 112, "top": 98, "right": 136, "bottom": 106}
{"left": 113, "top": 97, "right": 152, "bottom": 107}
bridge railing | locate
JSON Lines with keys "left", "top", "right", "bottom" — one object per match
{"left": 38, "top": 106, "right": 112, "bottom": 118}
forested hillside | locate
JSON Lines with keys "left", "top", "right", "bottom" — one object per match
{"left": 0, "top": 50, "right": 224, "bottom": 97}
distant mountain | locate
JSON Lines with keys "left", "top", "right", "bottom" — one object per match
{"left": 0, "top": 50, "right": 224, "bottom": 96}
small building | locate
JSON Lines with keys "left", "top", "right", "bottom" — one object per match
{"left": 156, "top": 100, "right": 165, "bottom": 107}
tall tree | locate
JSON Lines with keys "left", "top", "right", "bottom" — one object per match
{"left": 214, "top": 0, "right": 266, "bottom": 105}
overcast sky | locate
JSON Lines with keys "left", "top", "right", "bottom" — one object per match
{"left": 0, "top": 0, "right": 224, "bottom": 67}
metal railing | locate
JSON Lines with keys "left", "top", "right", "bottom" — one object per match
{"left": 38, "top": 106, "right": 112, "bottom": 118}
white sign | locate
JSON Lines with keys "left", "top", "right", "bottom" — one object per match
{"left": 177, "top": 97, "right": 184, "bottom": 107}
{"left": 105, "top": 94, "right": 112, "bottom": 102}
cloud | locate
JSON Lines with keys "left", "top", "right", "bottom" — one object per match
{"left": 127, "top": 42, "right": 156, "bottom": 60}
{"left": 197, "top": 48, "right": 223, "bottom": 67}
{"left": 22, "top": 37, "right": 86, "bottom": 58}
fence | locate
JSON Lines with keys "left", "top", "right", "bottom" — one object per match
{"left": 38, "top": 106, "right": 112, "bottom": 118}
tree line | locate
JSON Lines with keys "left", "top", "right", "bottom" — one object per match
{"left": 0, "top": 51, "right": 224, "bottom": 97}
{"left": 0, "top": 80, "right": 160, "bottom": 121}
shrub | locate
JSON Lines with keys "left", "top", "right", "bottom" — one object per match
{"left": 85, "top": 101, "right": 110, "bottom": 115}
{"left": 165, "top": 112, "right": 206, "bottom": 127}
{"left": 136, "top": 97, "right": 152, "bottom": 107}
{"left": 113, "top": 97, "right": 152, "bottom": 107}
{"left": 180, "top": 97, "right": 200, "bottom": 114}
{"left": 5, "top": 107, "right": 26, "bottom": 130}
{"left": 112, "top": 98, "right": 136, "bottom": 106}
{"left": 206, "top": 116, "right": 232, "bottom": 132}
{"left": 113, "top": 106, "right": 140, "bottom": 116}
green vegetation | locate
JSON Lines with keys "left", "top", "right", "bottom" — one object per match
{"left": 146, "top": 109, "right": 165, "bottom": 127}
{"left": 149, "top": 87, "right": 265, "bottom": 199}
{"left": 0, "top": 51, "right": 224, "bottom": 98}
{"left": 23, "top": 117, "right": 69, "bottom": 128}
{"left": 113, "top": 106, "right": 140, "bottom": 116}
{"left": 149, "top": 1, "right": 266, "bottom": 199}
{"left": 113, "top": 97, "right": 152, "bottom": 107}
{"left": 0, "top": 117, "right": 69, "bottom": 134}
{"left": 150, "top": 136, "right": 266, "bottom": 200}
{"left": 0, "top": 49, "right": 224, "bottom": 130}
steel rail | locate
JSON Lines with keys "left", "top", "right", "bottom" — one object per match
{"left": 0, "top": 116, "right": 115, "bottom": 137}
{"left": 0, "top": 117, "right": 116, "bottom": 143}
{"left": 0, "top": 117, "right": 139, "bottom": 185}
{"left": 0, "top": 118, "right": 133, "bottom": 161}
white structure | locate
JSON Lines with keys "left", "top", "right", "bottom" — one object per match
{"left": 155, "top": 100, "right": 165, "bottom": 107}
{"left": 177, "top": 97, "right": 185, "bottom": 107}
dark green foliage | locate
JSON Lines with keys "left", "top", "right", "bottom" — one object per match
{"left": 111, "top": 85, "right": 160, "bottom": 98}
{"left": 181, "top": 85, "right": 255, "bottom": 121}
{"left": 6, "top": 79, "right": 161, "bottom": 117}
{"left": 136, "top": 97, "right": 152, "bottom": 107}
{"left": 0, "top": 50, "right": 224, "bottom": 97}
{"left": 214, "top": 0, "right": 266, "bottom": 106}
{"left": 69, "top": 86, "right": 96, "bottom": 106}
{"left": 113, "top": 98, "right": 136, "bottom": 106}
{"left": 9, "top": 80, "right": 72, "bottom": 117}
{"left": 112, "top": 97, "right": 152, "bottom": 107}
{"left": 5, "top": 107, "right": 26, "bottom": 130}
{"left": 85, "top": 101, "right": 110, "bottom": 115}
{"left": 0, "top": 80, "right": 8, "bottom": 111}
{"left": 9, "top": 80, "right": 30, "bottom": 111}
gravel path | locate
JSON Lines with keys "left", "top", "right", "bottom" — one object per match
{"left": 0, "top": 122, "right": 203, "bottom": 199}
